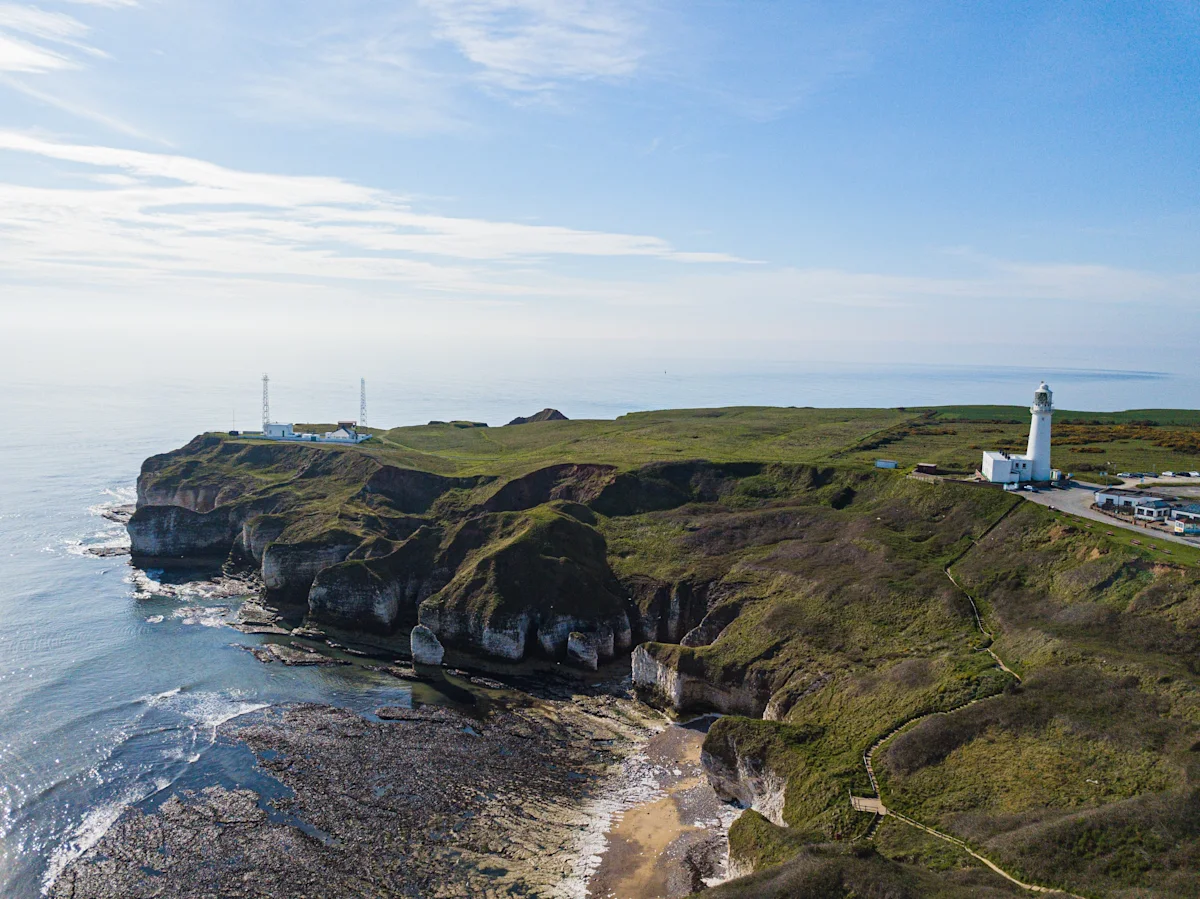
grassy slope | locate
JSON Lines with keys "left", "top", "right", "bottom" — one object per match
{"left": 376, "top": 407, "right": 913, "bottom": 476}
{"left": 140, "top": 407, "right": 1200, "bottom": 896}
{"left": 864, "top": 502, "right": 1200, "bottom": 897}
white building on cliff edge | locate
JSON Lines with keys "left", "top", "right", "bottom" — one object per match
{"left": 982, "top": 383, "right": 1054, "bottom": 484}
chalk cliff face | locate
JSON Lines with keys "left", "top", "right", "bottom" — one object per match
{"left": 626, "top": 577, "right": 712, "bottom": 644}
{"left": 308, "top": 529, "right": 442, "bottom": 632}
{"left": 701, "top": 733, "right": 788, "bottom": 828}
{"left": 128, "top": 436, "right": 706, "bottom": 668}
{"left": 262, "top": 540, "right": 359, "bottom": 601}
{"left": 130, "top": 438, "right": 845, "bottom": 689}
{"left": 127, "top": 505, "right": 240, "bottom": 560}
{"left": 630, "top": 645, "right": 772, "bottom": 717}
{"left": 415, "top": 506, "right": 634, "bottom": 663}
{"left": 238, "top": 515, "right": 288, "bottom": 564}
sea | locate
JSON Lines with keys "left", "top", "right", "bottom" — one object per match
{"left": 1, "top": 356, "right": 1196, "bottom": 897}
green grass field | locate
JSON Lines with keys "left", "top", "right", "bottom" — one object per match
{"left": 245, "top": 404, "right": 1200, "bottom": 484}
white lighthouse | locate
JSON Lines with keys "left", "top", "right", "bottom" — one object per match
{"left": 981, "top": 382, "right": 1055, "bottom": 484}
{"left": 1026, "top": 382, "right": 1053, "bottom": 481}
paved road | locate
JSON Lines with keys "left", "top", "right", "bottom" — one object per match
{"left": 1020, "top": 482, "right": 1200, "bottom": 549}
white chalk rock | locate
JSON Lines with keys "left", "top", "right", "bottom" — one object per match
{"left": 567, "top": 631, "right": 599, "bottom": 671}
{"left": 410, "top": 624, "right": 445, "bottom": 666}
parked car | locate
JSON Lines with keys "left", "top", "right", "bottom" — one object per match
{"left": 1190, "top": 471, "right": 1200, "bottom": 478}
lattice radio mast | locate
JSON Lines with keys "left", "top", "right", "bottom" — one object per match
{"left": 262, "top": 374, "right": 270, "bottom": 430}
{"left": 359, "top": 377, "right": 368, "bottom": 430}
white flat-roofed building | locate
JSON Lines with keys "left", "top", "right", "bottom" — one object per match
{"left": 982, "top": 451, "right": 1033, "bottom": 484}
{"left": 1172, "top": 503, "right": 1200, "bottom": 522}
{"left": 1095, "top": 488, "right": 1172, "bottom": 510}
{"left": 264, "top": 422, "right": 295, "bottom": 439}
{"left": 1135, "top": 499, "right": 1172, "bottom": 521}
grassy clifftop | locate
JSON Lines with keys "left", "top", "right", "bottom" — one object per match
{"left": 135, "top": 406, "right": 1200, "bottom": 896}
{"left": 153, "top": 403, "right": 1200, "bottom": 487}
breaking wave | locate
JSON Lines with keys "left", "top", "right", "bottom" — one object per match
{"left": 41, "top": 777, "right": 172, "bottom": 894}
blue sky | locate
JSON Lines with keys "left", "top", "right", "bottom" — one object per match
{"left": 1, "top": 1, "right": 1198, "bottom": 373}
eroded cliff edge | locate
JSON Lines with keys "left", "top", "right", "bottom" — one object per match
{"left": 129, "top": 417, "right": 1200, "bottom": 898}
{"left": 128, "top": 434, "right": 755, "bottom": 668}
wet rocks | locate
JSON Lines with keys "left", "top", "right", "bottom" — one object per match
{"left": 264, "top": 643, "right": 346, "bottom": 666}
{"left": 243, "top": 646, "right": 276, "bottom": 664}
{"left": 410, "top": 624, "right": 445, "bottom": 665}
{"left": 84, "top": 545, "right": 130, "bottom": 558}
{"left": 53, "top": 700, "right": 656, "bottom": 899}
{"left": 101, "top": 503, "right": 135, "bottom": 525}
{"left": 230, "top": 598, "right": 290, "bottom": 635}
{"left": 382, "top": 664, "right": 420, "bottom": 680}
{"left": 469, "top": 676, "right": 507, "bottom": 690}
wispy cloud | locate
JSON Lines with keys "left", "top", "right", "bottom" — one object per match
{"left": 2, "top": 130, "right": 1194, "bottom": 351}
{"left": 1, "top": 74, "right": 164, "bottom": 141}
{"left": 0, "top": 32, "right": 68, "bottom": 71}
{"left": 0, "top": 0, "right": 155, "bottom": 140}
{"left": 0, "top": 2, "right": 104, "bottom": 72}
{"left": 242, "top": 23, "right": 467, "bottom": 135}
{"left": 421, "top": 0, "right": 646, "bottom": 92}
{"left": 0, "top": 132, "right": 745, "bottom": 301}
{"left": 237, "top": 0, "right": 649, "bottom": 131}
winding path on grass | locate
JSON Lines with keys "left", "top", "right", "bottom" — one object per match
{"left": 851, "top": 501, "right": 1088, "bottom": 898}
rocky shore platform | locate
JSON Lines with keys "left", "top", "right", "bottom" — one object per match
{"left": 51, "top": 684, "right": 732, "bottom": 899}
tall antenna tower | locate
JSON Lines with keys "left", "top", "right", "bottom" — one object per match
{"left": 262, "top": 374, "right": 270, "bottom": 430}
{"left": 359, "top": 377, "right": 368, "bottom": 430}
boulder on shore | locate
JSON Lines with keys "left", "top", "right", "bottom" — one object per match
{"left": 411, "top": 625, "right": 445, "bottom": 666}
{"left": 567, "top": 632, "right": 598, "bottom": 671}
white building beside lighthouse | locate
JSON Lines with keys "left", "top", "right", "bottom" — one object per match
{"left": 982, "top": 383, "right": 1054, "bottom": 484}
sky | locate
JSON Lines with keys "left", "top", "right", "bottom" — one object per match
{"left": 0, "top": 0, "right": 1198, "bottom": 378}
